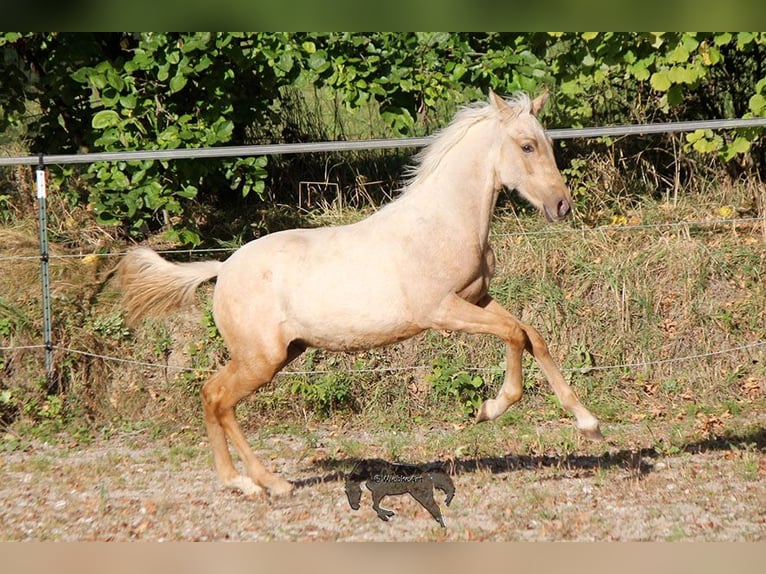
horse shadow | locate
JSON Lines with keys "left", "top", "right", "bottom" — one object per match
{"left": 342, "top": 459, "right": 455, "bottom": 527}
{"left": 293, "top": 427, "right": 766, "bottom": 526}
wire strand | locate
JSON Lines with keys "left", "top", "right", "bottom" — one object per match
{"left": 0, "top": 344, "right": 47, "bottom": 352}
{"left": 1, "top": 215, "right": 762, "bottom": 264}
{"left": 39, "top": 340, "right": 764, "bottom": 379}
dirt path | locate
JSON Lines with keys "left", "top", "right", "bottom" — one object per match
{"left": 1, "top": 418, "right": 764, "bottom": 541}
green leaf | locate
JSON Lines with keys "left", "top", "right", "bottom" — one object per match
{"left": 169, "top": 73, "right": 188, "bottom": 93}
{"left": 91, "top": 110, "right": 121, "bottom": 129}
{"left": 119, "top": 94, "right": 138, "bottom": 110}
{"left": 690, "top": 130, "right": 722, "bottom": 153}
{"left": 307, "top": 51, "right": 329, "bottom": 72}
{"left": 70, "top": 66, "right": 92, "bottom": 84}
{"left": 628, "top": 60, "right": 651, "bottom": 81}
{"left": 749, "top": 93, "right": 766, "bottom": 116}
{"left": 214, "top": 119, "right": 234, "bottom": 143}
{"left": 158, "top": 125, "right": 181, "bottom": 148}
{"left": 141, "top": 181, "right": 165, "bottom": 210}
{"left": 94, "top": 127, "right": 121, "bottom": 148}
{"left": 701, "top": 45, "right": 721, "bottom": 66}
{"left": 685, "top": 129, "right": 706, "bottom": 144}
{"left": 736, "top": 32, "right": 755, "bottom": 49}
{"left": 194, "top": 54, "right": 212, "bottom": 73}
{"left": 108, "top": 168, "right": 130, "bottom": 189}
{"left": 667, "top": 84, "right": 683, "bottom": 107}
{"left": 722, "top": 137, "right": 751, "bottom": 161}
{"left": 176, "top": 185, "right": 198, "bottom": 200}
{"left": 668, "top": 66, "right": 692, "bottom": 84}
{"left": 559, "top": 79, "right": 584, "bottom": 96}
{"left": 93, "top": 206, "right": 120, "bottom": 225}
{"left": 123, "top": 193, "right": 140, "bottom": 217}
{"left": 276, "top": 52, "right": 294, "bottom": 73}
{"left": 650, "top": 70, "right": 671, "bottom": 91}
{"left": 667, "top": 44, "right": 690, "bottom": 64}
{"left": 713, "top": 32, "right": 732, "bottom": 46}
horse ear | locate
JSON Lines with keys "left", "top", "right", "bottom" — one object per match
{"left": 531, "top": 91, "right": 550, "bottom": 117}
{"left": 488, "top": 88, "right": 508, "bottom": 111}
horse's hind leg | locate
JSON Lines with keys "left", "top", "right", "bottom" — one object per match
{"left": 201, "top": 358, "right": 294, "bottom": 497}
{"left": 201, "top": 364, "right": 262, "bottom": 496}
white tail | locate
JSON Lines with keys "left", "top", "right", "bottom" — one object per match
{"left": 116, "top": 247, "right": 222, "bottom": 325}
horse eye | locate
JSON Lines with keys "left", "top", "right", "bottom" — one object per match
{"left": 521, "top": 143, "right": 535, "bottom": 153}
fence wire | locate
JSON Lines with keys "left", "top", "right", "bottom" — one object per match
{"left": 29, "top": 340, "right": 764, "bottom": 379}
{"left": 0, "top": 215, "right": 763, "bottom": 265}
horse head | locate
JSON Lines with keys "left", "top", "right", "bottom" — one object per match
{"left": 344, "top": 479, "right": 363, "bottom": 510}
{"left": 489, "top": 89, "right": 573, "bottom": 222}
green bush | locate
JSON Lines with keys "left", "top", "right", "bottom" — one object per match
{"left": 1, "top": 32, "right": 764, "bottom": 246}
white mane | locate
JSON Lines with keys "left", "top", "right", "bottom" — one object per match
{"left": 404, "top": 92, "right": 532, "bottom": 188}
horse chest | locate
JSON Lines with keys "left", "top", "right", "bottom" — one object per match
{"left": 455, "top": 244, "right": 495, "bottom": 303}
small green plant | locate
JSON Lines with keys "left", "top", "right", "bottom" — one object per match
{"left": 19, "top": 391, "right": 83, "bottom": 443}
{"left": 649, "top": 424, "right": 686, "bottom": 457}
{"left": 665, "top": 525, "right": 687, "bottom": 542}
{"left": 151, "top": 324, "right": 173, "bottom": 358}
{"left": 0, "top": 194, "right": 13, "bottom": 223}
{"left": 426, "top": 357, "right": 485, "bottom": 417}
{"left": 736, "top": 445, "right": 760, "bottom": 481}
{"left": 88, "top": 312, "right": 131, "bottom": 341}
{"left": 382, "top": 430, "right": 408, "bottom": 461}
{"left": 0, "top": 388, "right": 19, "bottom": 426}
{"left": 201, "top": 305, "right": 222, "bottom": 343}
{"left": 290, "top": 372, "right": 353, "bottom": 419}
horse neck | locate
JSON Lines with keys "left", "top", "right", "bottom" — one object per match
{"left": 403, "top": 121, "right": 500, "bottom": 247}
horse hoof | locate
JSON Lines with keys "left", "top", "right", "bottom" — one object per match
{"left": 475, "top": 400, "right": 493, "bottom": 423}
{"left": 579, "top": 426, "right": 604, "bottom": 441}
{"left": 376, "top": 509, "right": 395, "bottom": 521}
{"left": 268, "top": 480, "right": 295, "bottom": 497}
{"left": 226, "top": 475, "right": 265, "bottom": 497}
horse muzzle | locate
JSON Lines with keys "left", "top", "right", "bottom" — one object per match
{"left": 543, "top": 199, "right": 571, "bottom": 222}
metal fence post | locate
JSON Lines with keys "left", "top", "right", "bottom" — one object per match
{"left": 35, "top": 154, "right": 54, "bottom": 385}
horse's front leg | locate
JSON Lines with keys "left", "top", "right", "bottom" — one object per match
{"left": 430, "top": 294, "right": 602, "bottom": 439}
{"left": 370, "top": 488, "right": 396, "bottom": 522}
{"left": 475, "top": 298, "right": 525, "bottom": 422}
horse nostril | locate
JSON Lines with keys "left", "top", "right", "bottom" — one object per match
{"left": 557, "top": 199, "right": 571, "bottom": 218}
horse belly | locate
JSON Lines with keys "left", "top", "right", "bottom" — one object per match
{"left": 289, "top": 292, "right": 425, "bottom": 353}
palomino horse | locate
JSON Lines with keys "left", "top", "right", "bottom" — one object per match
{"left": 117, "top": 90, "right": 602, "bottom": 497}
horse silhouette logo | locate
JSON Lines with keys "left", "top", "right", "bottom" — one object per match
{"left": 344, "top": 459, "right": 455, "bottom": 527}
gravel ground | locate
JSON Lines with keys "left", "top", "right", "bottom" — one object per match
{"left": 1, "top": 416, "right": 764, "bottom": 542}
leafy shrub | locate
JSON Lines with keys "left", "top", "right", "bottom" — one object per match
{"left": 427, "top": 357, "right": 485, "bottom": 417}
{"left": 1, "top": 32, "right": 764, "bottom": 245}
